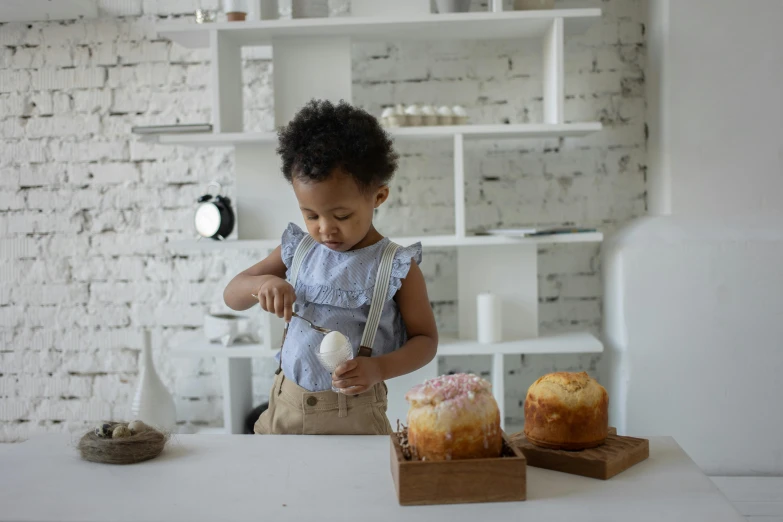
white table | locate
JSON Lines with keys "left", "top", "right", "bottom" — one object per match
{"left": 0, "top": 435, "right": 744, "bottom": 522}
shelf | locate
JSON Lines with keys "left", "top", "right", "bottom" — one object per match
{"left": 170, "top": 332, "right": 602, "bottom": 359}
{"left": 391, "top": 122, "right": 602, "bottom": 140}
{"left": 167, "top": 238, "right": 280, "bottom": 251}
{"left": 0, "top": 0, "right": 98, "bottom": 23}
{"left": 139, "top": 122, "right": 602, "bottom": 147}
{"left": 171, "top": 341, "right": 276, "bottom": 359}
{"left": 157, "top": 9, "right": 602, "bottom": 49}
{"left": 140, "top": 132, "right": 274, "bottom": 147}
{"left": 167, "top": 232, "right": 603, "bottom": 252}
{"left": 400, "top": 233, "right": 605, "bottom": 247}
{"left": 437, "top": 332, "right": 603, "bottom": 356}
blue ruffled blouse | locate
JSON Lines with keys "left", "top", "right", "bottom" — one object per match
{"left": 277, "top": 223, "right": 423, "bottom": 392}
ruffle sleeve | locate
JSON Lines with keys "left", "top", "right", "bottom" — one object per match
{"left": 386, "top": 242, "right": 423, "bottom": 301}
{"left": 281, "top": 222, "right": 307, "bottom": 271}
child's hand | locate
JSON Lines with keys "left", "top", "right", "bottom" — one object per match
{"left": 254, "top": 276, "right": 296, "bottom": 322}
{"left": 332, "top": 357, "right": 383, "bottom": 394}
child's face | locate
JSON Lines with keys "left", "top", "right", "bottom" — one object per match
{"left": 292, "top": 168, "right": 389, "bottom": 252}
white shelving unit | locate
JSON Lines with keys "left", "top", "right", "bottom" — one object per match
{"left": 156, "top": 4, "right": 604, "bottom": 433}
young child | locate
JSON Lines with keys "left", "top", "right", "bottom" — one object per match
{"left": 224, "top": 100, "right": 438, "bottom": 435}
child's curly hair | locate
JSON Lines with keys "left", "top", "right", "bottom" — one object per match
{"left": 277, "top": 99, "right": 399, "bottom": 192}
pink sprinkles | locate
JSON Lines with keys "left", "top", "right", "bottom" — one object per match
{"left": 405, "top": 373, "right": 492, "bottom": 404}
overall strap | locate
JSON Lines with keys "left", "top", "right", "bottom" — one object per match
{"left": 288, "top": 234, "right": 317, "bottom": 292}
{"left": 276, "top": 234, "right": 316, "bottom": 375}
{"left": 358, "top": 241, "right": 400, "bottom": 357}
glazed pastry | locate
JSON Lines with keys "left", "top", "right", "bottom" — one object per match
{"left": 406, "top": 374, "right": 502, "bottom": 460}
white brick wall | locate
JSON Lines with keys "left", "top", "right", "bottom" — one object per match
{"left": 0, "top": 0, "right": 647, "bottom": 441}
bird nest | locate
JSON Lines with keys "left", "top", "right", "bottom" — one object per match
{"left": 78, "top": 421, "right": 169, "bottom": 465}
{"left": 395, "top": 420, "right": 416, "bottom": 461}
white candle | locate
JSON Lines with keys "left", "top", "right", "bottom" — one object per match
{"left": 223, "top": 0, "right": 247, "bottom": 13}
{"left": 477, "top": 293, "right": 502, "bottom": 344}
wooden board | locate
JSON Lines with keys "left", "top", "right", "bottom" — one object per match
{"left": 508, "top": 428, "right": 649, "bottom": 480}
{"left": 390, "top": 431, "right": 526, "bottom": 506}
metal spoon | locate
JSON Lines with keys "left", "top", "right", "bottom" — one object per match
{"left": 250, "top": 293, "right": 331, "bottom": 335}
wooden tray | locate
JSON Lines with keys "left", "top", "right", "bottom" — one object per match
{"left": 508, "top": 427, "right": 648, "bottom": 480}
{"left": 390, "top": 431, "right": 526, "bottom": 506}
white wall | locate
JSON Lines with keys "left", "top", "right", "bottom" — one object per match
{"left": 647, "top": 0, "right": 783, "bottom": 217}
{"left": 0, "top": 0, "right": 647, "bottom": 441}
{"left": 604, "top": 0, "right": 783, "bottom": 474}
{"left": 604, "top": 215, "right": 783, "bottom": 475}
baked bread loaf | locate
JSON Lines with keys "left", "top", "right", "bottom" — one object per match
{"left": 405, "top": 374, "right": 502, "bottom": 461}
{"left": 524, "top": 371, "right": 608, "bottom": 450}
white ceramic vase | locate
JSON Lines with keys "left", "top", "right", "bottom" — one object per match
{"left": 130, "top": 331, "right": 177, "bottom": 431}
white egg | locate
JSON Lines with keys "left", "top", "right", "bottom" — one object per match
{"left": 320, "top": 331, "right": 350, "bottom": 354}
{"left": 128, "top": 420, "right": 149, "bottom": 434}
{"left": 437, "top": 105, "right": 453, "bottom": 117}
{"left": 112, "top": 425, "right": 132, "bottom": 439}
{"left": 404, "top": 104, "right": 422, "bottom": 116}
{"left": 95, "top": 423, "right": 112, "bottom": 438}
{"left": 452, "top": 105, "right": 468, "bottom": 117}
{"left": 318, "top": 331, "right": 352, "bottom": 370}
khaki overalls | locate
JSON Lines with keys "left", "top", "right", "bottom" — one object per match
{"left": 254, "top": 236, "right": 397, "bottom": 435}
